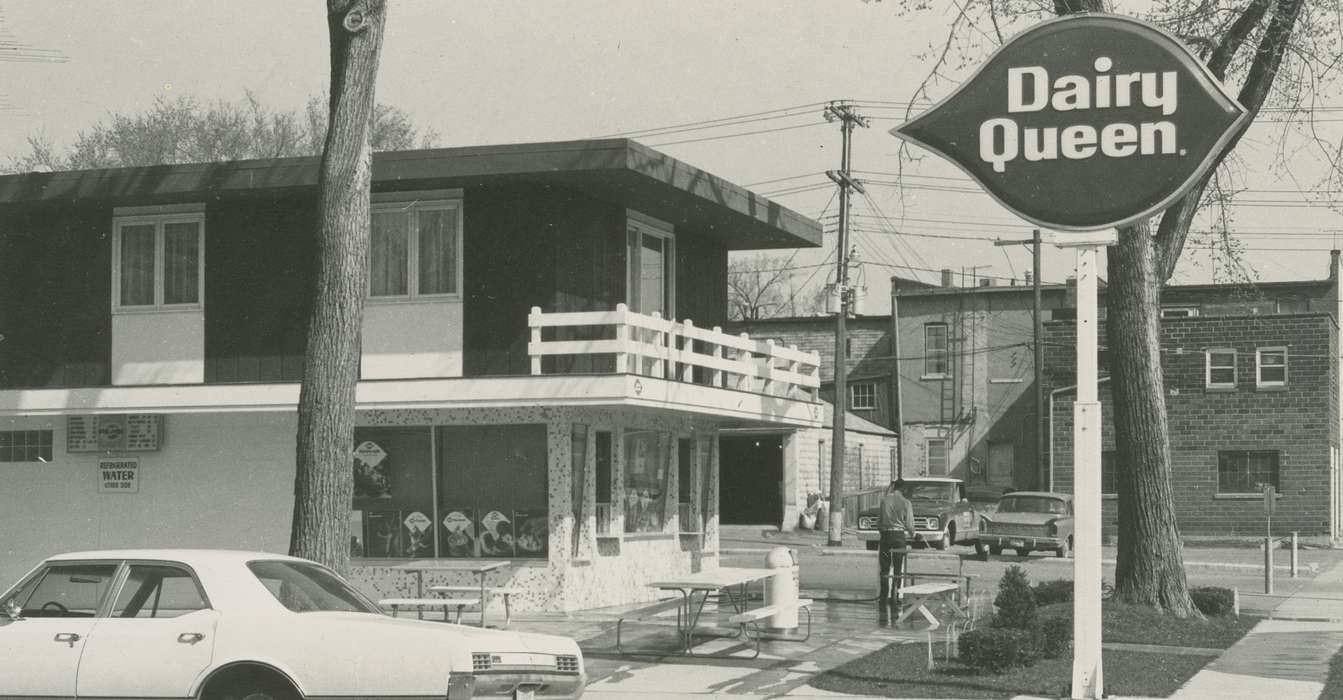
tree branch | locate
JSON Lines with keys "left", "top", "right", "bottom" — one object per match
{"left": 1154, "top": 0, "right": 1305, "bottom": 283}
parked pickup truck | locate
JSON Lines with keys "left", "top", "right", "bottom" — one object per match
{"left": 856, "top": 477, "right": 986, "bottom": 552}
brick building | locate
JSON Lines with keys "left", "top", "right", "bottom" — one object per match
{"left": 731, "top": 273, "right": 1074, "bottom": 498}
{"left": 1049, "top": 256, "right": 1343, "bottom": 538}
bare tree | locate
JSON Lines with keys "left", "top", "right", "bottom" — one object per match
{"left": 289, "top": 0, "right": 388, "bottom": 574}
{"left": 877, "top": 0, "right": 1337, "bottom": 616}
{"left": 729, "top": 254, "right": 794, "bottom": 320}
{"left": 8, "top": 90, "right": 433, "bottom": 172}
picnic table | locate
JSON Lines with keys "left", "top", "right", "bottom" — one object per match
{"left": 379, "top": 560, "right": 510, "bottom": 626}
{"left": 619, "top": 567, "right": 809, "bottom": 656}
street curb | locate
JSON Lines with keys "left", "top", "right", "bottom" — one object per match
{"left": 810, "top": 547, "right": 1319, "bottom": 573}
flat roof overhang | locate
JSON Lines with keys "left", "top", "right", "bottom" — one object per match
{"left": 0, "top": 374, "right": 823, "bottom": 429}
{"left": 0, "top": 139, "right": 820, "bottom": 251}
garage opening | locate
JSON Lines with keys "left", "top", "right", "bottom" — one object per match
{"left": 719, "top": 434, "right": 784, "bottom": 525}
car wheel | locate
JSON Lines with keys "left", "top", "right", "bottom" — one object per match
{"left": 866, "top": 540, "right": 879, "bottom": 551}
{"left": 1057, "top": 536, "right": 1072, "bottom": 558}
{"left": 988, "top": 545, "right": 1002, "bottom": 556}
{"left": 205, "top": 670, "right": 298, "bottom": 700}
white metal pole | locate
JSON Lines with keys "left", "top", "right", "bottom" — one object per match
{"left": 1071, "top": 243, "right": 1103, "bottom": 700}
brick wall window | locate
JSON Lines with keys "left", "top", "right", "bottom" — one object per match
{"left": 1160, "top": 306, "right": 1199, "bottom": 319}
{"left": 1217, "top": 450, "right": 1279, "bottom": 494}
{"left": 1101, "top": 450, "right": 1118, "bottom": 495}
{"left": 1205, "top": 349, "right": 1237, "bottom": 389}
{"left": 926, "top": 438, "right": 949, "bottom": 476}
{"left": 1256, "top": 347, "right": 1287, "bottom": 388}
{"left": 0, "top": 430, "right": 53, "bottom": 462}
{"left": 924, "top": 323, "right": 949, "bottom": 377}
{"left": 850, "top": 382, "right": 876, "bottom": 410}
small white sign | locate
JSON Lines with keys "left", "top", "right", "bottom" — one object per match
{"left": 353, "top": 441, "right": 387, "bottom": 468}
{"left": 98, "top": 457, "right": 139, "bottom": 494}
{"left": 404, "top": 511, "right": 432, "bottom": 533}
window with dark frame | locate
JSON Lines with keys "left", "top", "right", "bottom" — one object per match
{"left": 924, "top": 323, "right": 949, "bottom": 376}
{"left": 1217, "top": 450, "right": 1280, "bottom": 493}
{"left": 926, "top": 438, "right": 949, "bottom": 475}
{"left": 0, "top": 430, "right": 53, "bottom": 462}
{"left": 850, "top": 382, "right": 876, "bottom": 410}
{"left": 1206, "top": 349, "right": 1237, "bottom": 388}
{"left": 1257, "top": 347, "right": 1287, "bottom": 387}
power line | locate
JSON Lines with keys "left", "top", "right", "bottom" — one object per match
{"left": 646, "top": 121, "right": 827, "bottom": 148}
{"left": 599, "top": 102, "right": 829, "bottom": 138}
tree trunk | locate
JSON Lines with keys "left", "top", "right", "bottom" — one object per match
{"left": 1105, "top": 223, "right": 1200, "bottom": 617}
{"left": 290, "top": 0, "right": 387, "bottom": 575}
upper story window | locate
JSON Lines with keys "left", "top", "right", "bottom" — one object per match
{"left": 924, "top": 323, "right": 949, "bottom": 377}
{"left": 1257, "top": 347, "right": 1288, "bottom": 388}
{"left": 1206, "top": 348, "right": 1237, "bottom": 389}
{"left": 113, "top": 205, "right": 205, "bottom": 311}
{"left": 850, "top": 382, "right": 876, "bottom": 410}
{"left": 626, "top": 211, "right": 675, "bottom": 319}
{"left": 369, "top": 191, "right": 463, "bottom": 300}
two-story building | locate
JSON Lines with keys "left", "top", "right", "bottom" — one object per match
{"left": 1048, "top": 255, "right": 1343, "bottom": 538}
{"left": 731, "top": 274, "right": 1073, "bottom": 510}
{"left": 0, "top": 139, "right": 825, "bottom": 612}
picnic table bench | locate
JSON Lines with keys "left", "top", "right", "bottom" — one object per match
{"left": 378, "top": 596, "right": 481, "bottom": 624}
{"left": 429, "top": 585, "right": 520, "bottom": 626}
{"left": 727, "top": 597, "right": 813, "bottom": 658}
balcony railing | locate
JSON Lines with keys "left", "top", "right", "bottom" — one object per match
{"left": 527, "top": 304, "right": 821, "bottom": 401}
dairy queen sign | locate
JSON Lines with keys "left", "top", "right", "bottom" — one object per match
{"left": 893, "top": 13, "right": 1248, "bottom": 230}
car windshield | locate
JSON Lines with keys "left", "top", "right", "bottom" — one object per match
{"left": 999, "top": 496, "right": 1068, "bottom": 514}
{"left": 247, "top": 560, "right": 381, "bottom": 614}
{"left": 903, "top": 483, "right": 956, "bottom": 502}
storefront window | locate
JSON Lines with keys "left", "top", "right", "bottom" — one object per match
{"left": 624, "top": 430, "right": 669, "bottom": 533}
{"left": 437, "top": 425, "right": 548, "bottom": 559}
{"left": 350, "top": 424, "right": 548, "bottom": 560}
{"left": 349, "top": 427, "right": 435, "bottom": 560}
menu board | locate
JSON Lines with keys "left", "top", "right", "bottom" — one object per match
{"left": 68, "top": 415, "right": 163, "bottom": 452}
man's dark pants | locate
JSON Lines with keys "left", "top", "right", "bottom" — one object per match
{"left": 877, "top": 530, "right": 908, "bottom": 601}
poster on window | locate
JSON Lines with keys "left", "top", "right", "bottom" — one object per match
{"left": 478, "top": 510, "right": 515, "bottom": 557}
{"left": 402, "top": 511, "right": 434, "bottom": 559}
{"left": 440, "top": 509, "right": 477, "bottom": 558}
{"left": 353, "top": 440, "right": 393, "bottom": 500}
{"left": 363, "top": 511, "right": 402, "bottom": 558}
{"left": 513, "top": 509, "right": 548, "bottom": 558}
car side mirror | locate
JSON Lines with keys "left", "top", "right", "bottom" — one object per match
{"left": 3, "top": 598, "right": 22, "bottom": 621}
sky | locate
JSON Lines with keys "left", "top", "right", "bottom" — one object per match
{"left": 2, "top": 1, "right": 1340, "bottom": 315}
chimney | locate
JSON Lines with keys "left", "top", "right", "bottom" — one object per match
{"left": 941, "top": 268, "right": 955, "bottom": 287}
{"left": 1331, "top": 250, "right": 1341, "bottom": 283}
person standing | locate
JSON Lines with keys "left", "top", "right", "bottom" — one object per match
{"left": 878, "top": 478, "right": 916, "bottom": 602}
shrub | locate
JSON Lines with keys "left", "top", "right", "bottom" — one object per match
{"left": 992, "top": 565, "right": 1037, "bottom": 630}
{"left": 1036, "top": 614, "right": 1072, "bottom": 658}
{"left": 959, "top": 627, "right": 1040, "bottom": 672}
{"left": 1190, "top": 587, "right": 1235, "bottom": 617}
{"left": 1033, "top": 579, "right": 1073, "bottom": 606}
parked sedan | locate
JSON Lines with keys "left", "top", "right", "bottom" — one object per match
{"left": 978, "top": 492, "right": 1075, "bottom": 558}
{"left": 0, "top": 549, "right": 585, "bottom": 699}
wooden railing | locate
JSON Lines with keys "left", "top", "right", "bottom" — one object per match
{"left": 527, "top": 304, "right": 821, "bottom": 401}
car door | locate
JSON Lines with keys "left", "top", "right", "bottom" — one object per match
{"left": 77, "top": 562, "right": 219, "bottom": 699}
{"left": 0, "top": 561, "right": 120, "bottom": 698}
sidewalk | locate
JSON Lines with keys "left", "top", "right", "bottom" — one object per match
{"left": 1171, "top": 557, "right": 1343, "bottom": 700}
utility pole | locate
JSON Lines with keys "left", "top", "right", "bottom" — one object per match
{"left": 995, "top": 230, "right": 1045, "bottom": 489}
{"left": 823, "top": 101, "right": 867, "bottom": 546}
{"left": 889, "top": 276, "right": 905, "bottom": 480}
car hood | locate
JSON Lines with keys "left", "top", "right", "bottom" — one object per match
{"left": 859, "top": 501, "right": 955, "bottom": 518}
{"left": 987, "top": 512, "right": 1066, "bottom": 526}
{"left": 314, "top": 612, "right": 579, "bottom": 655}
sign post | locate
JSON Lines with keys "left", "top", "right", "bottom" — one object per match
{"left": 888, "top": 13, "right": 1247, "bottom": 700}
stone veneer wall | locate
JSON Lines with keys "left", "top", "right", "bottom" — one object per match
{"left": 345, "top": 405, "right": 721, "bottom": 613}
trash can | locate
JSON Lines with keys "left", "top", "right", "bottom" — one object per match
{"left": 764, "top": 546, "right": 800, "bottom": 629}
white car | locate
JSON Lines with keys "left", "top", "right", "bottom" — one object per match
{"left": 0, "top": 549, "right": 585, "bottom": 699}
